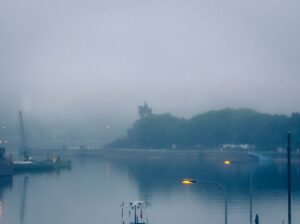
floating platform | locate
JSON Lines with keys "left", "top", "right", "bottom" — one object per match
{"left": 13, "top": 158, "right": 71, "bottom": 171}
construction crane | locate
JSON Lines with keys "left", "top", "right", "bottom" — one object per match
{"left": 18, "top": 111, "right": 30, "bottom": 160}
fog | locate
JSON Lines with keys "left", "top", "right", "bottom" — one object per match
{"left": 1, "top": 0, "right": 300, "bottom": 148}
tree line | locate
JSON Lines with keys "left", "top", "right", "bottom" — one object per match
{"left": 107, "top": 106, "right": 300, "bottom": 150}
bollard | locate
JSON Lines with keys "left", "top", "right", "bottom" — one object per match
{"left": 254, "top": 214, "right": 259, "bottom": 224}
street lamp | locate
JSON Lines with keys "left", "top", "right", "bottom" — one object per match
{"left": 224, "top": 160, "right": 244, "bottom": 165}
{"left": 181, "top": 179, "right": 196, "bottom": 185}
{"left": 224, "top": 160, "right": 253, "bottom": 224}
{"left": 181, "top": 178, "right": 228, "bottom": 224}
{"left": 224, "top": 160, "right": 232, "bottom": 165}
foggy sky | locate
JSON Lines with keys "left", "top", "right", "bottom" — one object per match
{"left": 1, "top": 0, "right": 300, "bottom": 145}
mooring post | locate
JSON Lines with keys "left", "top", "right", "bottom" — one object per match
{"left": 287, "top": 132, "right": 291, "bottom": 224}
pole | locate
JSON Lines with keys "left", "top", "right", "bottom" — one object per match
{"left": 225, "top": 191, "right": 228, "bottom": 224}
{"left": 195, "top": 180, "right": 227, "bottom": 224}
{"left": 225, "top": 161, "right": 254, "bottom": 224}
{"left": 204, "top": 181, "right": 227, "bottom": 224}
{"left": 134, "top": 205, "right": 137, "bottom": 224}
{"left": 250, "top": 171, "right": 253, "bottom": 224}
{"left": 287, "top": 132, "right": 291, "bottom": 224}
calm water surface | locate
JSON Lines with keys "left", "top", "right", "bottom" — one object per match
{"left": 0, "top": 151, "right": 300, "bottom": 224}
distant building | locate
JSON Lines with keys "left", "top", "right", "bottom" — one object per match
{"left": 221, "top": 144, "right": 254, "bottom": 150}
{"left": 138, "top": 102, "right": 152, "bottom": 118}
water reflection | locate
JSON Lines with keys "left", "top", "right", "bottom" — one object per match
{"left": 0, "top": 176, "right": 13, "bottom": 202}
{"left": 108, "top": 155, "right": 300, "bottom": 195}
{"left": 20, "top": 176, "right": 29, "bottom": 224}
{"left": 0, "top": 152, "right": 299, "bottom": 224}
{"left": 0, "top": 176, "right": 13, "bottom": 196}
{"left": 104, "top": 153, "right": 300, "bottom": 224}
{"left": 1, "top": 168, "right": 71, "bottom": 224}
{"left": 0, "top": 176, "right": 13, "bottom": 221}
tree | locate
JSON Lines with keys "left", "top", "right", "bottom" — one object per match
{"left": 107, "top": 107, "right": 300, "bottom": 149}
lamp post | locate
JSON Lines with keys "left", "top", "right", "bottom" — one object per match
{"left": 224, "top": 160, "right": 253, "bottom": 224}
{"left": 181, "top": 178, "right": 228, "bottom": 224}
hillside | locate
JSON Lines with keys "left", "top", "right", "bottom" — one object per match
{"left": 107, "top": 107, "right": 300, "bottom": 150}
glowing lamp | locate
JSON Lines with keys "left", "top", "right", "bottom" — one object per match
{"left": 181, "top": 179, "right": 196, "bottom": 185}
{"left": 224, "top": 160, "right": 232, "bottom": 165}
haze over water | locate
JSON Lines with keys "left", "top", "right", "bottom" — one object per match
{"left": 1, "top": 0, "right": 300, "bottom": 150}
{"left": 0, "top": 152, "right": 300, "bottom": 224}
{"left": 1, "top": 1, "right": 300, "bottom": 223}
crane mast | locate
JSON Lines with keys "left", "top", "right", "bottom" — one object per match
{"left": 19, "top": 111, "right": 29, "bottom": 160}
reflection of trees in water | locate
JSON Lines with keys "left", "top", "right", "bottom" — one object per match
{"left": 109, "top": 156, "right": 300, "bottom": 199}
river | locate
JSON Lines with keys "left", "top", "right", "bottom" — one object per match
{"left": 0, "top": 150, "right": 299, "bottom": 224}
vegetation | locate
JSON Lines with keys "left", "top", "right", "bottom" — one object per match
{"left": 107, "top": 105, "right": 300, "bottom": 150}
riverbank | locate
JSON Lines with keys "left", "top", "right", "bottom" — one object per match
{"left": 24, "top": 148, "right": 300, "bottom": 165}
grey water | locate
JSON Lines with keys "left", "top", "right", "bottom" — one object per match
{"left": 0, "top": 151, "right": 300, "bottom": 224}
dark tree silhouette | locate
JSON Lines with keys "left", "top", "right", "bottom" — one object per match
{"left": 107, "top": 108, "right": 300, "bottom": 150}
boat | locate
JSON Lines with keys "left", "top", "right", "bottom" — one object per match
{"left": 12, "top": 111, "right": 71, "bottom": 172}
{"left": 0, "top": 147, "right": 13, "bottom": 176}
{"left": 13, "top": 156, "right": 71, "bottom": 171}
{"left": 121, "top": 201, "right": 149, "bottom": 224}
